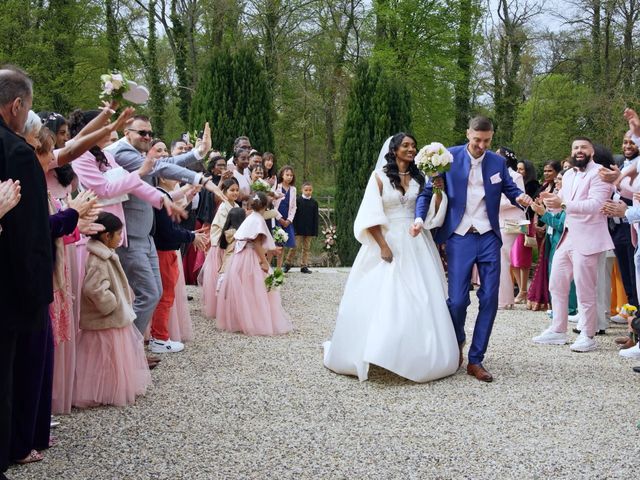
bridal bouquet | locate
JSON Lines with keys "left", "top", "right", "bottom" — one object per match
{"left": 272, "top": 227, "right": 289, "bottom": 246}
{"left": 265, "top": 267, "right": 285, "bottom": 291}
{"left": 100, "top": 72, "right": 129, "bottom": 102}
{"left": 414, "top": 142, "right": 453, "bottom": 194}
{"left": 250, "top": 180, "right": 271, "bottom": 193}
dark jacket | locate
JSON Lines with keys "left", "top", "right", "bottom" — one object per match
{"left": 152, "top": 189, "right": 195, "bottom": 251}
{"left": 292, "top": 196, "right": 319, "bottom": 237}
{"left": 0, "top": 117, "right": 53, "bottom": 331}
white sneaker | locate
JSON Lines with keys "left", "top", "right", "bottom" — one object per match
{"left": 149, "top": 338, "right": 184, "bottom": 354}
{"left": 570, "top": 333, "right": 597, "bottom": 352}
{"left": 546, "top": 309, "right": 553, "bottom": 318}
{"left": 619, "top": 343, "right": 640, "bottom": 358}
{"left": 533, "top": 328, "right": 568, "bottom": 345}
{"left": 610, "top": 314, "right": 628, "bottom": 325}
{"left": 568, "top": 314, "right": 580, "bottom": 323}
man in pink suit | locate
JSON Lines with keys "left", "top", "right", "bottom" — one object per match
{"left": 533, "top": 137, "right": 614, "bottom": 352}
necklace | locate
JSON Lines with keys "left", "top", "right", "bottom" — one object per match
{"left": 398, "top": 171, "right": 410, "bottom": 176}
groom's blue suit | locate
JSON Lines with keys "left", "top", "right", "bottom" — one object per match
{"left": 415, "top": 144, "right": 523, "bottom": 365}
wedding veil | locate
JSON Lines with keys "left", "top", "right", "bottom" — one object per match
{"left": 374, "top": 136, "right": 393, "bottom": 172}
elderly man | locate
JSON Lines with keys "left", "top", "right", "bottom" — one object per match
{"left": 105, "top": 117, "right": 217, "bottom": 356}
{"left": 0, "top": 65, "right": 51, "bottom": 478}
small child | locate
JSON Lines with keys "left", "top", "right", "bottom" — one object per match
{"left": 74, "top": 212, "right": 151, "bottom": 408}
{"left": 216, "top": 192, "right": 292, "bottom": 335}
{"left": 273, "top": 165, "right": 297, "bottom": 270}
{"left": 285, "top": 181, "right": 319, "bottom": 273}
{"left": 201, "top": 178, "right": 240, "bottom": 318}
{"left": 217, "top": 207, "right": 247, "bottom": 291}
{"left": 249, "top": 164, "right": 265, "bottom": 183}
{"left": 150, "top": 180, "right": 208, "bottom": 353}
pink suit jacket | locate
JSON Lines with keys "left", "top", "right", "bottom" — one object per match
{"left": 558, "top": 161, "right": 614, "bottom": 255}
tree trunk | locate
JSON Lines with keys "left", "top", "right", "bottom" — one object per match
{"left": 454, "top": 0, "right": 474, "bottom": 142}
{"left": 105, "top": 0, "right": 119, "bottom": 70}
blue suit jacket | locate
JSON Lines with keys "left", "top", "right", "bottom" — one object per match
{"left": 415, "top": 144, "right": 523, "bottom": 245}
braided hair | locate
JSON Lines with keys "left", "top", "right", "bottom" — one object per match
{"left": 68, "top": 109, "right": 110, "bottom": 172}
{"left": 383, "top": 132, "right": 425, "bottom": 194}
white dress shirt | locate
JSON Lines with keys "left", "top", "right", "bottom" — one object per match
{"left": 454, "top": 150, "right": 492, "bottom": 235}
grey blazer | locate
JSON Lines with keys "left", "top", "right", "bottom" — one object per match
{"left": 105, "top": 139, "right": 203, "bottom": 240}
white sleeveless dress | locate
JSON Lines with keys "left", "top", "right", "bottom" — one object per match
{"left": 323, "top": 170, "right": 459, "bottom": 382}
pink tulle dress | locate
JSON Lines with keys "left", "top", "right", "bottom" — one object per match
{"left": 200, "top": 201, "right": 234, "bottom": 318}
{"left": 168, "top": 250, "right": 193, "bottom": 342}
{"left": 73, "top": 240, "right": 151, "bottom": 408}
{"left": 216, "top": 211, "right": 293, "bottom": 335}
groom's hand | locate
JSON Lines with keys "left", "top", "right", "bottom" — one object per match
{"left": 516, "top": 193, "right": 533, "bottom": 207}
{"left": 409, "top": 219, "right": 423, "bottom": 237}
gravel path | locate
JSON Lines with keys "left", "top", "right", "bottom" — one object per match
{"left": 10, "top": 268, "right": 638, "bottom": 479}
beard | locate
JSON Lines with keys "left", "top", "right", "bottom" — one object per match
{"left": 572, "top": 153, "right": 591, "bottom": 171}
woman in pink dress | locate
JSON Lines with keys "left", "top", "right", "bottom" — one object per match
{"left": 74, "top": 212, "right": 151, "bottom": 407}
{"left": 216, "top": 192, "right": 292, "bottom": 335}
{"left": 200, "top": 178, "right": 240, "bottom": 318}
{"left": 511, "top": 159, "right": 540, "bottom": 303}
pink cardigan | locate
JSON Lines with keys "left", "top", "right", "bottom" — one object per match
{"left": 71, "top": 149, "right": 164, "bottom": 245}
{"left": 273, "top": 184, "right": 297, "bottom": 222}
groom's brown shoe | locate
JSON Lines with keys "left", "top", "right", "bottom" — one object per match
{"left": 467, "top": 363, "right": 493, "bottom": 382}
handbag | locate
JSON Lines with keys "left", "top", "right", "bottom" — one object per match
{"left": 523, "top": 221, "right": 537, "bottom": 248}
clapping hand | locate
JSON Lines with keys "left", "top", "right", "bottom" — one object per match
{"left": 601, "top": 199, "right": 628, "bottom": 217}
{"left": 539, "top": 191, "right": 562, "bottom": 209}
{"left": 109, "top": 106, "right": 136, "bottom": 134}
{"left": 624, "top": 108, "right": 640, "bottom": 138}
{"left": 162, "top": 196, "right": 188, "bottom": 223}
{"left": 192, "top": 229, "right": 208, "bottom": 252}
{"left": 0, "top": 179, "right": 21, "bottom": 219}
{"left": 67, "top": 190, "right": 99, "bottom": 217}
{"left": 530, "top": 198, "right": 545, "bottom": 216}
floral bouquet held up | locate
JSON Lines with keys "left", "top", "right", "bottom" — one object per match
{"left": 100, "top": 72, "right": 150, "bottom": 105}
{"left": 414, "top": 142, "right": 454, "bottom": 194}
{"left": 322, "top": 225, "right": 337, "bottom": 251}
{"left": 272, "top": 226, "right": 289, "bottom": 246}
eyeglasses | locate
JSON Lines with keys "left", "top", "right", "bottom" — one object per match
{"left": 126, "top": 129, "right": 154, "bottom": 138}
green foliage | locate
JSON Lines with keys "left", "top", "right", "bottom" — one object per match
{"left": 512, "top": 74, "right": 592, "bottom": 166}
{"left": 189, "top": 48, "right": 274, "bottom": 154}
{"left": 335, "top": 61, "right": 411, "bottom": 266}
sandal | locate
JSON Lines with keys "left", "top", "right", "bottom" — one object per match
{"left": 15, "top": 449, "right": 44, "bottom": 464}
{"left": 49, "top": 435, "right": 58, "bottom": 448}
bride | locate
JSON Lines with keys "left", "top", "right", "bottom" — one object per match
{"left": 323, "top": 133, "right": 459, "bottom": 382}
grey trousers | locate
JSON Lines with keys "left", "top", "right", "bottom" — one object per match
{"left": 117, "top": 235, "right": 163, "bottom": 334}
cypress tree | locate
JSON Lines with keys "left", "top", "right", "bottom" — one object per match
{"left": 335, "top": 61, "right": 412, "bottom": 265}
{"left": 190, "top": 48, "right": 274, "bottom": 155}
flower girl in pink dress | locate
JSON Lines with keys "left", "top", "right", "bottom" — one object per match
{"left": 200, "top": 178, "right": 240, "bottom": 318}
{"left": 216, "top": 192, "right": 293, "bottom": 335}
{"left": 73, "top": 212, "right": 151, "bottom": 407}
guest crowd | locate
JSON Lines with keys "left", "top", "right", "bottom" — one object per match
{"left": 494, "top": 122, "right": 640, "bottom": 359}
{"left": 0, "top": 65, "right": 320, "bottom": 479}
{"left": 3, "top": 61, "right": 640, "bottom": 480}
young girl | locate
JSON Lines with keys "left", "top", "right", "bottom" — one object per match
{"left": 263, "top": 152, "right": 277, "bottom": 187}
{"left": 74, "top": 212, "right": 151, "bottom": 408}
{"left": 273, "top": 165, "right": 297, "bottom": 270}
{"left": 216, "top": 192, "right": 292, "bottom": 335}
{"left": 250, "top": 164, "right": 265, "bottom": 183}
{"left": 201, "top": 178, "right": 240, "bottom": 317}
{"left": 217, "top": 207, "right": 247, "bottom": 291}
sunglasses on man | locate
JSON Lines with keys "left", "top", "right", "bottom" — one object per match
{"left": 126, "top": 129, "right": 154, "bottom": 138}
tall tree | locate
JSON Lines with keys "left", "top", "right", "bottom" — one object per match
{"left": 190, "top": 48, "right": 274, "bottom": 154}
{"left": 147, "top": 0, "right": 165, "bottom": 136}
{"left": 105, "top": 0, "right": 120, "bottom": 70}
{"left": 335, "top": 61, "right": 411, "bottom": 265}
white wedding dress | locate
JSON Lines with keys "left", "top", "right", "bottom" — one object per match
{"left": 323, "top": 169, "right": 459, "bottom": 382}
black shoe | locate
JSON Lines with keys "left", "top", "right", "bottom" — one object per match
{"left": 633, "top": 366, "right": 640, "bottom": 373}
{"left": 573, "top": 328, "right": 606, "bottom": 335}
{"left": 300, "top": 266, "right": 312, "bottom": 274}
{"left": 282, "top": 264, "right": 291, "bottom": 273}
{"left": 187, "top": 295, "right": 194, "bottom": 301}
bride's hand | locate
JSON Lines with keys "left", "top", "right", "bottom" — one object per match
{"left": 432, "top": 176, "right": 444, "bottom": 192}
{"left": 380, "top": 245, "right": 393, "bottom": 263}
{"left": 409, "top": 223, "right": 422, "bottom": 237}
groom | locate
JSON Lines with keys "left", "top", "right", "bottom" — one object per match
{"left": 411, "top": 116, "right": 532, "bottom": 382}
